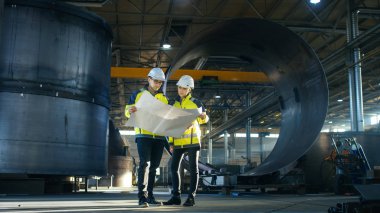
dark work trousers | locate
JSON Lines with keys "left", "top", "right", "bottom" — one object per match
{"left": 171, "top": 146, "right": 200, "bottom": 198}
{"left": 136, "top": 137, "right": 165, "bottom": 198}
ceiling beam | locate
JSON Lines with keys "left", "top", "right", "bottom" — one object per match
{"left": 111, "top": 67, "right": 270, "bottom": 83}
{"left": 63, "top": 0, "right": 110, "bottom": 7}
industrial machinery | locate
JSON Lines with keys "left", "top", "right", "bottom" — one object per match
{"left": 235, "top": 162, "right": 306, "bottom": 195}
{"left": 327, "top": 135, "right": 380, "bottom": 212}
{"left": 328, "top": 184, "right": 380, "bottom": 213}
{"left": 330, "top": 135, "right": 372, "bottom": 194}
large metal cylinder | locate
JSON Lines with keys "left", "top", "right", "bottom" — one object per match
{"left": 166, "top": 18, "right": 328, "bottom": 176}
{"left": 0, "top": 0, "right": 112, "bottom": 175}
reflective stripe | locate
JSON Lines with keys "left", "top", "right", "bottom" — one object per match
{"left": 190, "top": 129, "right": 193, "bottom": 144}
{"left": 173, "top": 137, "right": 199, "bottom": 146}
{"left": 177, "top": 133, "right": 194, "bottom": 139}
{"left": 134, "top": 126, "right": 166, "bottom": 137}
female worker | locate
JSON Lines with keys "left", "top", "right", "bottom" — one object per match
{"left": 163, "top": 75, "right": 209, "bottom": 207}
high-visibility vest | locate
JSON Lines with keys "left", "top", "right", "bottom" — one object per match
{"left": 170, "top": 94, "right": 209, "bottom": 149}
{"left": 125, "top": 87, "right": 168, "bottom": 140}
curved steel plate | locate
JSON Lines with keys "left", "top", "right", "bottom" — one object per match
{"left": 166, "top": 18, "right": 328, "bottom": 176}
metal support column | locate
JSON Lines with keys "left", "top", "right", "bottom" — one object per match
{"left": 258, "top": 132, "right": 269, "bottom": 163}
{"left": 347, "top": 0, "right": 364, "bottom": 131}
{"left": 74, "top": 176, "right": 77, "bottom": 192}
{"left": 231, "top": 132, "right": 236, "bottom": 160}
{"left": 85, "top": 177, "right": 88, "bottom": 193}
{"left": 246, "top": 91, "right": 252, "bottom": 165}
{"left": 224, "top": 109, "right": 229, "bottom": 164}
{"left": 0, "top": 0, "right": 3, "bottom": 42}
{"left": 259, "top": 134, "right": 264, "bottom": 163}
{"left": 113, "top": 49, "right": 127, "bottom": 126}
{"left": 207, "top": 118, "right": 213, "bottom": 164}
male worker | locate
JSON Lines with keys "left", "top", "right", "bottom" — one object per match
{"left": 125, "top": 67, "right": 168, "bottom": 207}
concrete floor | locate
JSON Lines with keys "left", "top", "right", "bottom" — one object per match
{"left": 0, "top": 187, "right": 360, "bottom": 213}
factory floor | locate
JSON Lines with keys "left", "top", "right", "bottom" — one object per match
{"left": 0, "top": 187, "right": 360, "bottom": 212}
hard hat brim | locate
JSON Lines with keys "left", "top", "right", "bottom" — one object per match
{"left": 150, "top": 76, "right": 165, "bottom": 81}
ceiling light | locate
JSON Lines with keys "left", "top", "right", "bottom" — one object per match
{"left": 337, "top": 99, "right": 343, "bottom": 102}
{"left": 215, "top": 95, "right": 221, "bottom": 99}
{"left": 119, "top": 130, "right": 135, "bottom": 135}
{"left": 162, "top": 43, "right": 171, "bottom": 49}
{"left": 310, "top": 0, "right": 320, "bottom": 4}
{"left": 370, "top": 115, "right": 380, "bottom": 125}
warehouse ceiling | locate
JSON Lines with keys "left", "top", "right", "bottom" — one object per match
{"left": 64, "top": 0, "right": 380, "bottom": 134}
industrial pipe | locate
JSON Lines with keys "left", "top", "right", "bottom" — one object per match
{"left": 0, "top": 0, "right": 112, "bottom": 175}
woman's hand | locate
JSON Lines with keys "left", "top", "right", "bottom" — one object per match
{"left": 198, "top": 112, "right": 206, "bottom": 119}
{"left": 129, "top": 106, "right": 137, "bottom": 113}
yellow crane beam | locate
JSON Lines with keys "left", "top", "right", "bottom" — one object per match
{"left": 111, "top": 67, "right": 270, "bottom": 83}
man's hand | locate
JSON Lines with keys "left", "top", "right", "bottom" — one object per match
{"left": 129, "top": 106, "right": 137, "bottom": 113}
{"left": 186, "top": 123, "right": 194, "bottom": 129}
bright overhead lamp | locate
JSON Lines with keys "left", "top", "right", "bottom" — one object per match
{"left": 215, "top": 95, "right": 221, "bottom": 99}
{"left": 162, "top": 43, "right": 171, "bottom": 49}
{"left": 310, "top": 0, "right": 320, "bottom": 4}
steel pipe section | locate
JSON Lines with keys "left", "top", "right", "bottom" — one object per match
{"left": 0, "top": 0, "right": 112, "bottom": 175}
{"left": 166, "top": 19, "right": 328, "bottom": 176}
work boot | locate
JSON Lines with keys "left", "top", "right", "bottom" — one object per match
{"left": 147, "top": 195, "right": 162, "bottom": 206}
{"left": 162, "top": 195, "right": 181, "bottom": 205}
{"left": 183, "top": 196, "right": 195, "bottom": 207}
{"left": 138, "top": 196, "right": 149, "bottom": 208}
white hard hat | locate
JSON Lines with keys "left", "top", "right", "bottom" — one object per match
{"left": 147, "top": 68, "right": 165, "bottom": 81}
{"left": 176, "top": 75, "right": 194, "bottom": 89}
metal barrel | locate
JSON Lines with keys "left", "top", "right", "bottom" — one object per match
{"left": 0, "top": 0, "right": 113, "bottom": 175}
{"left": 166, "top": 18, "right": 328, "bottom": 176}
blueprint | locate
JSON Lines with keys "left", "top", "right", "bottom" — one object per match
{"left": 125, "top": 91, "right": 201, "bottom": 137}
